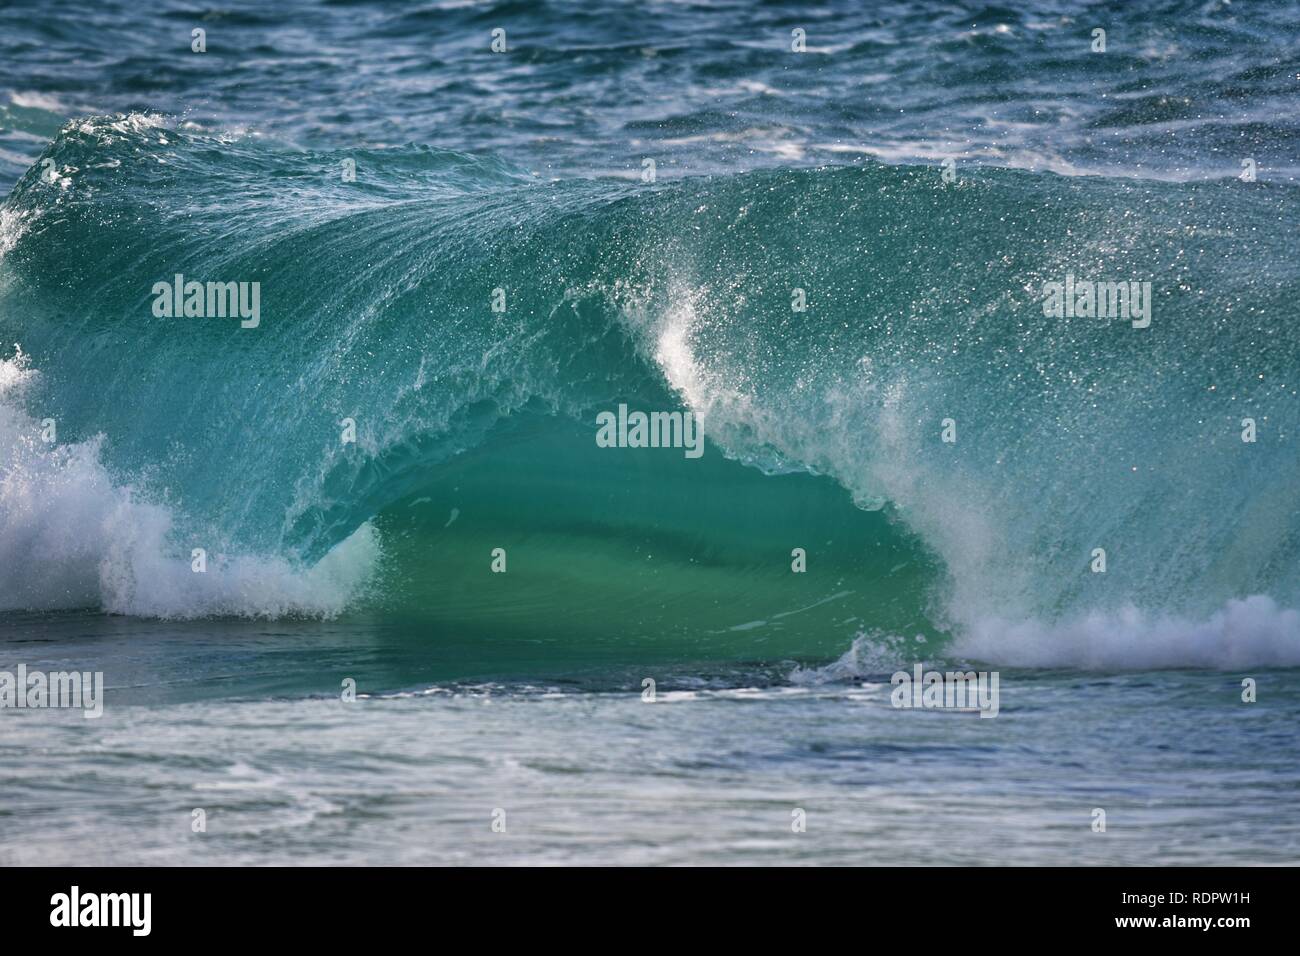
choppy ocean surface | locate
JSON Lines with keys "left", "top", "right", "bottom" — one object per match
{"left": 1, "top": 0, "right": 1298, "bottom": 865}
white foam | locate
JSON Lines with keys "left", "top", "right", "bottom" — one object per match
{"left": 8, "top": 91, "right": 64, "bottom": 111}
{"left": 789, "top": 630, "right": 919, "bottom": 683}
{"left": 951, "top": 596, "right": 1300, "bottom": 670}
{"left": 796, "top": 595, "right": 1300, "bottom": 678}
{"left": 0, "top": 206, "right": 32, "bottom": 260}
{"left": 0, "top": 349, "right": 380, "bottom": 619}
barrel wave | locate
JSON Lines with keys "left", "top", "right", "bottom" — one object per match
{"left": 2, "top": 114, "right": 1298, "bottom": 669}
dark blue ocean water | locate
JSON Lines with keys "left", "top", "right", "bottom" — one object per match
{"left": 3, "top": 0, "right": 1299, "bottom": 191}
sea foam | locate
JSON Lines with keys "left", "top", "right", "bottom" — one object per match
{"left": 0, "top": 350, "right": 379, "bottom": 618}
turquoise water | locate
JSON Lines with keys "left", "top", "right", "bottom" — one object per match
{"left": 1, "top": 0, "right": 1298, "bottom": 865}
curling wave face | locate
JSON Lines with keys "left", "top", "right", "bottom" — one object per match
{"left": 1, "top": 116, "right": 1298, "bottom": 668}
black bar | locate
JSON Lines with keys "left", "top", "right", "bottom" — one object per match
{"left": 0, "top": 867, "right": 1278, "bottom": 940}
